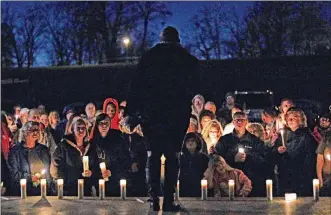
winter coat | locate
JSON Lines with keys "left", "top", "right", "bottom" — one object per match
{"left": 214, "top": 130, "right": 268, "bottom": 196}
{"left": 91, "top": 129, "right": 132, "bottom": 196}
{"left": 127, "top": 42, "right": 200, "bottom": 152}
{"left": 53, "top": 120, "right": 67, "bottom": 144}
{"left": 7, "top": 142, "right": 52, "bottom": 196}
{"left": 179, "top": 133, "right": 209, "bottom": 197}
{"left": 123, "top": 133, "right": 148, "bottom": 196}
{"left": 51, "top": 134, "right": 98, "bottom": 196}
{"left": 1, "top": 151, "right": 10, "bottom": 194}
{"left": 103, "top": 98, "right": 120, "bottom": 130}
{"left": 271, "top": 127, "right": 317, "bottom": 196}
{"left": 1, "top": 122, "right": 13, "bottom": 161}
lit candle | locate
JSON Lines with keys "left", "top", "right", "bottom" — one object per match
{"left": 99, "top": 179, "right": 105, "bottom": 200}
{"left": 326, "top": 154, "right": 331, "bottom": 161}
{"left": 20, "top": 179, "right": 27, "bottom": 199}
{"left": 313, "top": 179, "right": 319, "bottom": 201}
{"left": 229, "top": 180, "right": 235, "bottom": 201}
{"left": 266, "top": 180, "right": 273, "bottom": 201}
{"left": 120, "top": 179, "right": 127, "bottom": 200}
{"left": 238, "top": 147, "right": 245, "bottom": 153}
{"left": 160, "top": 155, "right": 166, "bottom": 182}
{"left": 41, "top": 169, "right": 46, "bottom": 177}
{"left": 279, "top": 129, "right": 286, "bottom": 147}
{"left": 174, "top": 180, "right": 180, "bottom": 201}
{"left": 40, "top": 179, "right": 47, "bottom": 199}
{"left": 57, "top": 179, "right": 63, "bottom": 199}
{"left": 285, "top": 193, "right": 297, "bottom": 202}
{"left": 78, "top": 179, "right": 84, "bottom": 199}
{"left": 83, "top": 156, "right": 89, "bottom": 175}
{"left": 99, "top": 162, "right": 109, "bottom": 181}
{"left": 201, "top": 179, "right": 207, "bottom": 200}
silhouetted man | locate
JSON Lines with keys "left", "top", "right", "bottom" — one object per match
{"left": 127, "top": 26, "right": 200, "bottom": 211}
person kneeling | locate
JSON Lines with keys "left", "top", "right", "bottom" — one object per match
{"left": 204, "top": 154, "right": 252, "bottom": 197}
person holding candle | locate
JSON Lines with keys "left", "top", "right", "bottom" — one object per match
{"left": 201, "top": 120, "right": 223, "bottom": 154}
{"left": 7, "top": 121, "right": 52, "bottom": 196}
{"left": 271, "top": 108, "right": 317, "bottom": 196}
{"left": 91, "top": 114, "right": 132, "bottom": 196}
{"left": 179, "top": 132, "right": 209, "bottom": 197}
{"left": 316, "top": 130, "right": 331, "bottom": 196}
{"left": 203, "top": 154, "right": 252, "bottom": 197}
{"left": 214, "top": 112, "right": 267, "bottom": 197}
{"left": 51, "top": 118, "right": 97, "bottom": 196}
{"left": 120, "top": 114, "right": 148, "bottom": 197}
{"left": 276, "top": 98, "right": 295, "bottom": 132}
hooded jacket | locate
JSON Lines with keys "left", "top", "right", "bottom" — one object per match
{"left": 179, "top": 132, "right": 209, "bottom": 197}
{"left": 103, "top": 97, "right": 120, "bottom": 130}
{"left": 51, "top": 134, "right": 97, "bottom": 196}
{"left": 271, "top": 127, "right": 317, "bottom": 196}
{"left": 7, "top": 142, "right": 52, "bottom": 195}
{"left": 1, "top": 122, "right": 13, "bottom": 161}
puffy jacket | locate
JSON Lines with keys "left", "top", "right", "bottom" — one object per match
{"left": 7, "top": 142, "right": 52, "bottom": 195}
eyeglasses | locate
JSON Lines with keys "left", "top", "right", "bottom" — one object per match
{"left": 234, "top": 119, "right": 246, "bottom": 123}
{"left": 321, "top": 118, "right": 330, "bottom": 122}
{"left": 76, "top": 127, "right": 86, "bottom": 131}
{"left": 29, "top": 128, "right": 40, "bottom": 133}
{"left": 98, "top": 121, "right": 110, "bottom": 127}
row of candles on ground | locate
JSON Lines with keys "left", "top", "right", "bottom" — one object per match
{"left": 20, "top": 178, "right": 127, "bottom": 200}
{"left": 20, "top": 178, "right": 320, "bottom": 202}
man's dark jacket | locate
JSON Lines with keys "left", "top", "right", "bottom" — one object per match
{"left": 214, "top": 130, "right": 268, "bottom": 196}
{"left": 127, "top": 42, "right": 200, "bottom": 151}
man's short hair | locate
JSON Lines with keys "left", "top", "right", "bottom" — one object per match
{"left": 199, "top": 109, "right": 216, "bottom": 122}
{"left": 233, "top": 112, "right": 247, "bottom": 119}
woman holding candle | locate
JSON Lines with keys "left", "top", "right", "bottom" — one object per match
{"left": 203, "top": 154, "right": 252, "bottom": 197}
{"left": 179, "top": 132, "right": 209, "bottom": 197}
{"left": 271, "top": 108, "right": 317, "bottom": 196}
{"left": 7, "top": 121, "right": 52, "bottom": 196}
{"left": 316, "top": 130, "right": 331, "bottom": 196}
{"left": 201, "top": 120, "right": 223, "bottom": 154}
{"left": 91, "top": 114, "right": 132, "bottom": 196}
{"left": 51, "top": 118, "right": 97, "bottom": 196}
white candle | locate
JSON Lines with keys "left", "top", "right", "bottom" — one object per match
{"left": 266, "top": 180, "right": 273, "bottom": 201}
{"left": 175, "top": 180, "right": 180, "bottom": 201}
{"left": 120, "top": 179, "right": 127, "bottom": 200}
{"left": 313, "top": 179, "right": 319, "bottom": 201}
{"left": 280, "top": 129, "right": 286, "bottom": 147}
{"left": 326, "top": 154, "right": 331, "bottom": 161}
{"left": 99, "top": 179, "right": 105, "bottom": 200}
{"left": 99, "top": 162, "right": 109, "bottom": 181}
{"left": 20, "top": 179, "right": 27, "bottom": 199}
{"left": 78, "top": 179, "right": 84, "bottom": 199}
{"left": 83, "top": 156, "right": 89, "bottom": 173}
{"left": 201, "top": 179, "right": 207, "bottom": 200}
{"left": 40, "top": 179, "right": 47, "bottom": 199}
{"left": 229, "top": 180, "right": 235, "bottom": 200}
{"left": 285, "top": 193, "right": 297, "bottom": 202}
{"left": 41, "top": 169, "right": 46, "bottom": 176}
{"left": 238, "top": 147, "right": 245, "bottom": 153}
{"left": 160, "top": 155, "right": 166, "bottom": 182}
{"left": 57, "top": 179, "right": 63, "bottom": 199}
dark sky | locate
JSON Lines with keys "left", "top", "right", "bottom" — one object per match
{"left": 3, "top": 1, "right": 253, "bottom": 66}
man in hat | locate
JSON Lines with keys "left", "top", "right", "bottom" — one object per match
{"left": 127, "top": 26, "right": 200, "bottom": 211}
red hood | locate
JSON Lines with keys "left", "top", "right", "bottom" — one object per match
{"left": 103, "top": 97, "right": 120, "bottom": 130}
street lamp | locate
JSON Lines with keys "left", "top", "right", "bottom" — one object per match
{"left": 123, "top": 37, "right": 130, "bottom": 63}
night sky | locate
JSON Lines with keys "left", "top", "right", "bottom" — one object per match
{"left": 3, "top": 1, "right": 252, "bottom": 66}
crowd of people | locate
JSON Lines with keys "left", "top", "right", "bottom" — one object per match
{"left": 1, "top": 94, "right": 331, "bottom": 198}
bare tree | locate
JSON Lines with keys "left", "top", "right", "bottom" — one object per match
{"left": 134, "top": 2, "right": 171, "bottom": 54}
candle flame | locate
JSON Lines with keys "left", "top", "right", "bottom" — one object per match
{"left": 326, "top": 154, "right": 331, "bottom": 161}
{"left": 41, "top": 169, "right": 46, "bottom": 175}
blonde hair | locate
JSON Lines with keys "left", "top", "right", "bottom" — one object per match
{"left": 246, "top": 122, "right": 265, "bottom": 141}
{"left": 201, "top": 120, "right": 223, "bottom": 142}
{"left": 48, "top": 111, "right": 60, "bottom": 124}
{"left": 285, "top": 109, "right": 307, "bottom": 128}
